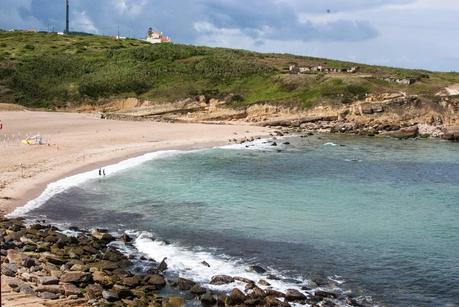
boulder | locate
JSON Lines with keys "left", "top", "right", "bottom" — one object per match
{"left": 258, "top": 279, "right": 271, "bottom": 286}
{"left": 162, "top": 296, "right": 185, "bottom": 307}
{"left": 147, "top": 274, "right": 166, "bottom": 289}
{"left": 209, "top": 275, "right": 234, "bottom": 285}
{"left": 248, "top": 265, "right": 267, "bottom": 274}
{"left": 264, "top": 296, "right": 291, "bottom": 307}
{"left": 226, "top": 288, "right": 246, "bottom": 305}
{"left": 7, "top": 249, "right": 24, "bottom": 264}
{"left": 442, "top": 126, "right": 459, "bottom": 141}
{"left": 265, "top": 289, "right": 286, "bottom": 298}
{"left": 200, "top": 292, "right": 217, "bottom": 306}
{"left": 62, "top": 283, "right": 81, "bottom": 296}
{"left": 85, "top": 284, "right": 103, "bottom": 299}
{"left": 38, "top": 291, "right": 59, "bottom": 300}
{"left": 36, "top": 285, "right": 61, "bottom": 294}
{"left": 60, "top": 271, "right": 91, "bottom": 284}
{"left": 91, "top": 229, "right": 115, "bottom": 242}
{"left": 382, "top": 126, "right": 418, "bottom": 139}
{"left": 285, "top": 289, "right": 307, "bottom": 302}
{"left": 2, "top": 263, "right": 18, "bottom": 277}
{"left": 176, "top": 277, "right": 195, "bottom": 290}
{"left": 92, "top": 270, "right": 114, "bottom": 287}
{"left": 113, "top": 284, "right": 132, "bottom": 299}
{"left": 190, "top": 284, "right": 207, "bottom": 296}
{"left": 102, "top": 290, "right": 119, "bottom": 302}
{"left": 38, "top": 276, "right": 59, "bottom": 285}
{"left": 121, "top": 275, "right": 141, "bottom": 288}
{"left": 233, "top": 276, "right": 254, "bottom": 284}
{"left": 42, "top": 252, "right": 66, "bottom": 265}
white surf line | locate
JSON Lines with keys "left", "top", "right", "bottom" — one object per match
{"left": 6, "top": 149, "right": 194, "bottom": 217}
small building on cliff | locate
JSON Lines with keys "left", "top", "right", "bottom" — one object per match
{"left": 145, "top": 27, "right": 172, "bottom": 44}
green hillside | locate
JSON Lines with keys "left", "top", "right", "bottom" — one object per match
{"left": 0, "top": 30, "right": 458, "bottom": 109}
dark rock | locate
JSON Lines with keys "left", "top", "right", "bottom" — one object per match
{"left": 121, "top": 275, "right": 141, "bottom": 287}
{"left": 157, "top": 257, "right": 168, "bottom": 272}
{"left": 147, "top": 274, "right": 166, "bottom": 289}
{"left": 2, "top": 263, "right": 18, "bottom": 277}
{"left": 103, "top": 248, "right": 124, "bottom": 262}
{"left": 91, "top": 229, "right": 115, "bottom": 242}
{"left": 38, "top": 276, "right": 59, "bottom": 285}
{"left": 209, "top": 274, "right": 234, "bottom": 285}
{"left": 190, "top": 284, "right": 207, "bottom": 296}
{"left": 43, "top": 252, "right": 66, "bottom": 265}
{"left": 285, "top": 289, "right": 307, "bottom": 302}
{"left": 177, "top": 277, "right": 195, "bottom": 290}
{"left": 266, "top": 274, "right": 281, "bottom": 280}
{"left": 113, "top": 284, "right": 132, "bottom": 299}
{"left": 120, "top": 233, "right": 132, "bottom": 242}
{"left": 102, "top": 290, "right": 119, "bottom": 302}
{"left": 259, "top": 279, "right": 271, "bottom": 286}
{"left": 201, "top": 292, "right": 217, "bottom": 306}
{"left": 201, "top": 261, "right": 211, "bottom": 267}
{"left": 226, "top": 288, "right": 246, "bottom": 305}
{"left": 264, "top": 296, "right": 291, "bottom": 307}
{"left": 38, "top": 291, "right": 59, "bottom": 300}
{"left": 21, "top": 257, "right": 36, "bottom": 268}
{"left": 265, "top": 289, "right": 285, "bottom": 297}
{"left": 85, "top": 284, "right": 104, "bottom": 299}
{"left": 60, "top": 271, "right": 91, "bottom": 284}
{"left": 248, "top": 265, "right": 266, "bottom": 274}
{"left": 233, "top": 276, "right": 254, "bottom": 284}
{"left": 19, "top": 283, "right": 35, "bottom": 295}
{"left": 314, "top": 290, "right": 338, "bottom": 299}
{"left": 6, "top": 277, "right": 21, "bottom": 289}
{"left": 271, "top": 142, "right": 278, "bottom": 146}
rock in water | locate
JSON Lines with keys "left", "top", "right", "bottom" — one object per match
{"left": 226, "top": 288, "right": 246, "bottom": 305}
{"left": 190, "top": 284, "right": 207, "bottom": 296}
{"left": 285, "top": 289, "right": 307, "bottom": 302}
{"left": 248, "top": 265, "right": 267, "bottom": 274}
{"left": 147, "top": 274, "right": 166, "bottom": 289}
{"left": 210, "top": 275, "right": 234, "bottom": 285}
{"left": 177, "top": 277, "right": 195, "bottom": 290}
{"left": 157, "top": 257, "right": 168, "bottom": 272}
{"left": 201, "top": 292, "right": 217, "bottom": 306}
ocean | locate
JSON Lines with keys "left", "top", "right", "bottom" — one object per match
{"left": 19, "top": 134, "right": 459, "bottom": 306}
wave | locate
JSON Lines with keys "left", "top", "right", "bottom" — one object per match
{"left": 134, "top": 231, "right": 323, "bottom": 294}
{"left": 7, "top": 150, "right": 188, "bottom": 217}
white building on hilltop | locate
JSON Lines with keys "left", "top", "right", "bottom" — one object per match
{"left": 145, "top": 27, "right": 172, "bottom": 44}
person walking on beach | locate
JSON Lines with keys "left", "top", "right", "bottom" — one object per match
{"left": 98, "top": 169, "right": 102, "bottom": 176}
{"left": 103, "top": 169, "right": 106, "bottom": 176}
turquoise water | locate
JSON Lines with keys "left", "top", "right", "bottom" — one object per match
{"left": 30, "top": 135, "right": 459, "bottom": 306}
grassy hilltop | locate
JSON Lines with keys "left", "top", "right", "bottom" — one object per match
{"left": 0, "top": 30, "right": 458, "bottom": 109}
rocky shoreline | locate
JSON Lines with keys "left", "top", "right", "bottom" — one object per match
{"left": 1, "top": 217, "right": 374, "bottom": 306}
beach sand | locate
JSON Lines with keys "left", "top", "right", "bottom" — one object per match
{"left": 0, "top": 110, "right": 270, "bottom": 217}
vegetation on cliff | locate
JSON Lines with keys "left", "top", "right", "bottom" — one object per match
{"left": 0, "top": 31, "right": 458, "bottom": 109}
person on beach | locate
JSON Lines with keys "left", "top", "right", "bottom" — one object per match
{"left": 103, "top": 169, "right": 106, "bottom": 176}
{"left": 99, "top": 169, "right": 102, "bottom": 176}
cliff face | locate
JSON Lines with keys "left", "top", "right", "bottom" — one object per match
{"left": 93, "top": 91, "right": 458, "bottom": 141}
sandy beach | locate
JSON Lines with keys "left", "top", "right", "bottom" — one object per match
{"left": 0, "top": 110, "right": 270, "bottom": 217}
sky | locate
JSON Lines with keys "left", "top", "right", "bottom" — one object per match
{"left": 1, "top": 0, "right": 458, "bottom": 72}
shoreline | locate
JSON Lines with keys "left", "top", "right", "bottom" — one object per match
{"left": 0, "top": 111, "right": 271, "bottom": 217}
{"left": 0, "top": 217, "right": 362, "bottom": 306}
